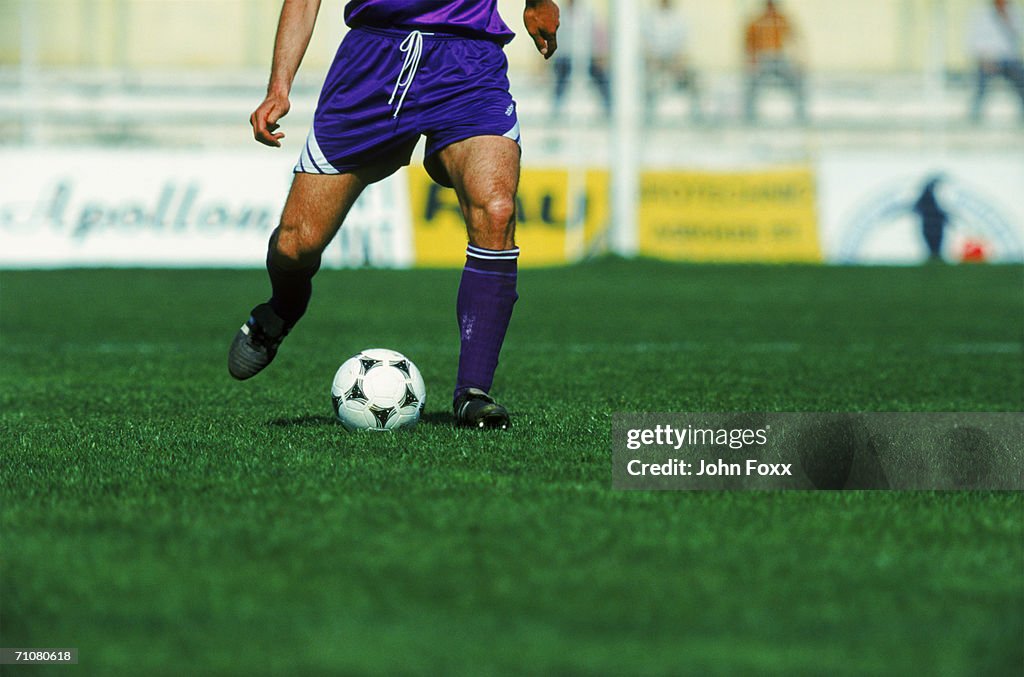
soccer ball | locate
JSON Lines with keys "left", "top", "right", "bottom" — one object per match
{"left": 331, "top": 349, "right": 426, "bottom": 431}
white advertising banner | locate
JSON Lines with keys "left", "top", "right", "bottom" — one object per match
{"left": 6, "top": 148, "right": 1023, "bottom": 269}
{"left": 0, "top": 149, "right": 413, "bottom": 268}
{"left": 817, "top": 152, "right": 1024, "bottom": 264}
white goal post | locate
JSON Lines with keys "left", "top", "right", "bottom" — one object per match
{"left": 610, "top": 0, "right": 642, "bottom": 257}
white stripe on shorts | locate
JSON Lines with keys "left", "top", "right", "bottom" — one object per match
{"left": 502, "top": 120, "right": 521, "bottom": 144}
{"left": 294, "top": 127, "right": 341, "bottom": 175}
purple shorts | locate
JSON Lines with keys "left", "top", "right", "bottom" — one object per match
{"left": 295, "top": 26, "right": 521, "bottom": 186}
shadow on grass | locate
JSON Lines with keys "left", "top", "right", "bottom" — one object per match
{"left": 419, "top": 411, "right": 454, "bottom": 427}
{"left": 267, "top": 414, "right": 337, "bottom": 428}
{"left": 266, "top": 411, "right": 454, "bottom": 428}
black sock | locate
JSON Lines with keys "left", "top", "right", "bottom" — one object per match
{"left": 265, "top": 231, "right": 319, "bottom": 327}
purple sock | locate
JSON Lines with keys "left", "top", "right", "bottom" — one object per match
{"left": 454, "top": 245, "right": 519, "bottom": 404}
{"left": 266, "top": 229, "right": 319, "bottom": 328}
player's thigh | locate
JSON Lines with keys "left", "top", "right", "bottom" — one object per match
{"left": 278, "top": 163, "right": 395, "bottom": 254}
{"left": 436, "top": 136, "right": 521, "bottom": 247}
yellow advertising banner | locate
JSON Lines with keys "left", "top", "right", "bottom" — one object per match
{"left": 408, "top": 167, "right": 609, "bottom": 267}
{"left": 639, "top": 168, "right": 822, "bottom": 262}
{"left": 409, "top": 166, "right": 820, "bottom": 266}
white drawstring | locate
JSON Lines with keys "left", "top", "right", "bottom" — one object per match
{"left": 389, "top": 30, "right": 433, "bottom": 118}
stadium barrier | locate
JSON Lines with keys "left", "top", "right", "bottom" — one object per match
{"left": 639, "top": 168, "right": 821, "bottom": 263}
{"left": 408, "top": 167, "right": 609, "bottom": 267}
{"left": 817, "top": 152, "right": 1024, "bottom": 264}
{"left": 1, "top": 149, "right": 1021, "bottom": 268}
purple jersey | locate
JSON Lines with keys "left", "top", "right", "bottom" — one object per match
{"left": 344, "top": 0, "right": 514, "bottom": 43}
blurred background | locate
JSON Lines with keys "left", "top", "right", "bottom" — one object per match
{"left": 1, "top": 0, "right": 1023, "bottom": 267}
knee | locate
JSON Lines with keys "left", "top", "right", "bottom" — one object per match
{"left": 468, "top": 195, "right": 516, "bottom": 245}
{"left": 271, "top": 223, "right": 321, "bottom": 270}
{"left": 484, "top": 197, "right": 516, "bottom": 229}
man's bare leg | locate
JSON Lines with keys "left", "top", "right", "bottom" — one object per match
{"left": 436, "top": 135, "right": 521, "bottom": 427}
{"left": 229, "top": 165, "right": 393, "bottom": 380}
{"left": 438, "top": 135, "right": 520, "bottom": 250}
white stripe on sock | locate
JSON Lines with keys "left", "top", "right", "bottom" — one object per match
{"left": 466, "top": 245, "right": 520, "bottom": 260}
{"left": 467, "top": 245, "right": 519, "bottom": 255}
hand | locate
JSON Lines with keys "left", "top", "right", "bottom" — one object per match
{"left": 249, "top": 92, "right": 291, "bottom": 147}
{"left": 524, "top": 0, "right": 559, "bottom": 59}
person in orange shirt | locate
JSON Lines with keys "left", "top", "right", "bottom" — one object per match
{"left": 743, "top": 0, "right": 807, "bottom": 123}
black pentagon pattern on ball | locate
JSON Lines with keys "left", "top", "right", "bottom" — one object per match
{"left": 401, "top": 383, "right": 420, "bottom": 408}
{"left": 346, "top": 379, "right": 368, "bottom": 404}
{"left": 334, "top": 351, "right": 424, "bottom": 431}
{"left": 369, "top": 406, "right": 394, "bottom": 428}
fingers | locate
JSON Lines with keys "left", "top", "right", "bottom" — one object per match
{"left": 250, "top": 109, "right": 274, "bottom": 147}
{"left": 266, "top": 128, "right": 286, "bottom": 146}
{"left": 250, "top": 103, "right": 286, "bottom": 147}
{"left": 543, "top": 32, "right": 557, "bottom": 59}
{"left": 253, "top": 117, "right": 284, "bottom": 147}
{"left": 525, "top": 3, "right": 559, "bottom": 60}
{"left": 531, "top": 29, "right": 558, "bottom": 59}
{"left": 531, "top": 32, "right": 549, "bottom": 58}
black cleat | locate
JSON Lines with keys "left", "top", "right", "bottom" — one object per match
{"left": 454, "top": 388, "right": 511, "bottom": 429}
{"left": 228, "top": 303, "right": 290, "bottom": 380}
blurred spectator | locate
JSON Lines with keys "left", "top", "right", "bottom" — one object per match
{"left": 966, "top": 0, "right": 1024, "bottom": 122}
{"left": 552, "top": 0, "right": 612, "bottom": 117}
{"left": 912, "top": 176, "right": 951, "bottom": 262}
{"left": 743, "top": 0, "right": 807, "bottom": 124}
{"left": 644, "top": 0, "right": 701, "bottom": 123}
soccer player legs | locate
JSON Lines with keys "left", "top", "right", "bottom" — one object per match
{"left": 436, "top": 136, "right": 522, "bottom": 428}
{"left": 229, "top": 137, "right": 522, "bottom": 429}
{"left": 227, "top": 167, "right": 390, "bottom": 381}
{"left": 228, "top": 0, "right": 561, "bottom": 430}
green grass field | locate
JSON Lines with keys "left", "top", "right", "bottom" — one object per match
{"left": 2, "top": 260, "right": 1022, "bottom": 675}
